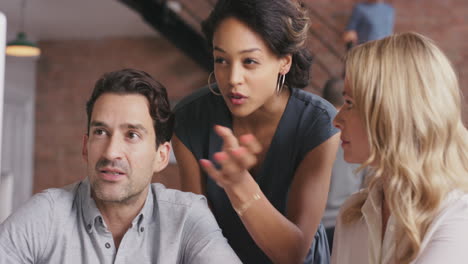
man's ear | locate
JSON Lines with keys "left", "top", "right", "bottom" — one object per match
{"left": 153, "top": 141, "right": 171, "bottom": 173}
{"left": 280, "top": 54, "right": 293, "bottom": 75}
{"left": 82, "top": 134, "right": 89, "bottom": 162}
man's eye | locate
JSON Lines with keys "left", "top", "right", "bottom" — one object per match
{"left": 94, "top": 129, "right": 107, "bottom": 136}
{"left": 128, "top": 132, "right": 140, "bottom": 139}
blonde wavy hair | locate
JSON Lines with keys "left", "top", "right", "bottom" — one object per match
{"left": 342, "top": 32, "right": 468, "bottom": 263}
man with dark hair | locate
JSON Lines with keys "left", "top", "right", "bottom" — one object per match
{"left": 0, "top": 69, "right": 241, "bottom": 263}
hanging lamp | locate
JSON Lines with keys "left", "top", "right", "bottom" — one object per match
{"left": 6, "top": 0, "right": 41, "bottom": 57}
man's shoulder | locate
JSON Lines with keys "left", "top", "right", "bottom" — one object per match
{"left": 149, "top": 185, "right": 242, "bottom": 263}
{"left": 151, "top": 183, "right": 206, "bottom": 208}
{"left": 0, "top": 181, "right": 85, "bottom": 263}
{"left": 45, "top": 181, "right": 81, "bottom": 197}
{"left": 39, "top": 181, "right": 83, "bottom": 208}
{"left": 354, "top": 3, "right": 367, "bottom": 11}
{"left": 150, "top": 184, "right": 211, "bottom": 227}
{"left": 2, "top": 181, "right": 82, "bottom": 224}
{"left": 382, "top": 3, "right": 394, "bottom": 10}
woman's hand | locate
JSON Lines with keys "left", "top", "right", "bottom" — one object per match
{"left": 199, "top": 125, "right": 262, "bottom": 189}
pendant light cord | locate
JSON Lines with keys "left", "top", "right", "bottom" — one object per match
{"left": 19, "top": 0, "right": 27, "bottom": 33}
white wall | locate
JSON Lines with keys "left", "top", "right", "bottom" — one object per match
{"left": 1, "top": 55, "right": 37, "bottom": 213}
{"left": 0, "top": 12, "right": 8, "bottom": 222}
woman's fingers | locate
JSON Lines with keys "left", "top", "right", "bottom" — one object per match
{"left": 203, "top": 126, "right": 261, "bottom": 188}
{"left": 230, "top": 147, "right": 258, "bottom": 170}
{"left": 200, "top": 155, "right": 242, "bottom": 188}
{"left": 214, "top": 147, "right": 257, "bottom": 175}
{"left": 214, "top": 125, "right": 262, "bottom": 155}
{"left": 214, "top": 151, "right": 244, "bottom": 176}
{"left": 215, "top": 125, "right": 239, "bottom": 150}
{"left": 199, "top": 159, "right": 224, "bottom": 185}
{"left": 200, "top": 146, "right": 257, "bottom": 188}
{"left": 239, "top": 134, "right": 262, "bottom": 154}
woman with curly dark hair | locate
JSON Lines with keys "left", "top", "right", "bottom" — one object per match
{"left": 173, "top": 1, "right": 340, "bottom": 263}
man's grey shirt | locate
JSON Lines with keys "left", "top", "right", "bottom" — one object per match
{"left": 0, "top": 179, "right": 241, "bottom": 264}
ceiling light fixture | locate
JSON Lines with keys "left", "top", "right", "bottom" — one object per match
{"left": 6, "top": 0, "right": 40, "bottom": 57}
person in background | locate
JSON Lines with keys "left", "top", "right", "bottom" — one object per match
{"left": 321, "top": 78, "right": 365, "bottom": 252}
{"left": 332, "top": 32, "right": 468, "bottom": 264}
{"left": 172, "top": 0, "right": 340, "bottom": 263}
{"left": 343, "top": 0, "right": 395, "bottom": 46}
{"left": 0, "top": 69, "right": 241, "bottom": 264}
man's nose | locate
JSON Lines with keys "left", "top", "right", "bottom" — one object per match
{"left": 103, "top": 135, "right": 124, "bottom": 160}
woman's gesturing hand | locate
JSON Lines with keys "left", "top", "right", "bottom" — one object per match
{"left": 199, "top": 125, "right": 262, "bottom": 189}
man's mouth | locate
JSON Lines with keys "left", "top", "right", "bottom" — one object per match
{"left": 98, "top": 167, "right": 127, "bottom": 181}
{"left": 100, "top": 170, "right": 125, "bottom": 175}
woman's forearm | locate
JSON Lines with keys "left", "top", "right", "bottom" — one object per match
{"left": 224, "top": 177, "right": 315, "bottom": 264}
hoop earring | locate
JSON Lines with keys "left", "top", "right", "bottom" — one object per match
{"left": 276, "top": 73, "right": 286, "bottom": 94}
{"left": 208, "top": 72, "right": 221, "bottom": 96}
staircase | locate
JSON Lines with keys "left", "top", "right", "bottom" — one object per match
{"left": 120, "top": 0, "right": 351, "bottom": 94}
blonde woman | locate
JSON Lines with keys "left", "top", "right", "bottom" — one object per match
{"left": 331, "top": 32, "right": 468, "bottom": 264}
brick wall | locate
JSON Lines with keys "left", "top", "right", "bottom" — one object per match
{"left": 34, "top": 0, "right": 468, "bottom": 192}
{"left": 306, "top": 0, "right": 468, "bottom": 124}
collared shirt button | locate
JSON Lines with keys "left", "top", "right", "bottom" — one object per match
{"left": 87, "top": 224, "right": 92, "bottom": 230}
{"left": 140, "top": 227, "right": 145, "bottom": 232}
{"left": 98, "top": 217, "right": 103, "bottom": 224}
{"left": 105, "top": 242, "right": 111, "bottom": 249}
